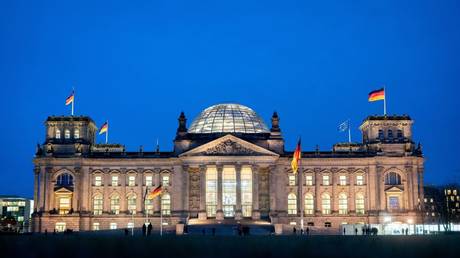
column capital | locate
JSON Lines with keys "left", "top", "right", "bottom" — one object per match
{"left": 34, "top": 166, "right": 41, "bottom": 175}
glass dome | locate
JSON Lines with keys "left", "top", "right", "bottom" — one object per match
{"left": 188, "top": 103, "right": 270, "bottom": 134}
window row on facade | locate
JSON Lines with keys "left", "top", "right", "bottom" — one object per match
{"left": 91, "top": 193, "right": 171, "bottom": 216}
{"left": 287, "top": 193, "right": 366, "bottom": 215}
{"left": 91, "top": 173, "right": 170, "bottom": 187}
{"left": 54, "top": 128, "right": 80, "bottom": 140}
{"left": 288, "top": 173, "right": 365, "bottom": 186}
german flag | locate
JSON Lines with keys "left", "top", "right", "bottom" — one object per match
{"left": 368, "top": 88, "right": 385, "bottom": 102}
{"left": 146, "top": 185, "right": 163, "bottom": 200}
{"left": 291, "top": 138, "right": 301, "bottom": 174}
{"left": 65, "top": 91, "right": 74, "bottom": 105}
{"left": 99, "top": 121, "right": 108, "bottom": 135}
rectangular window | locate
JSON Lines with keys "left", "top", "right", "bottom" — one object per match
{"left": 111, "top": 175, "right": 119, "bottom": 186}
{"left": 65, "top": 129, "right": 70, "bottom": 139}
{"left": 93, "top": 222, "right": 100, "bottom": 231}
{"left": 356, "top": 196, "right": 365, "bottom": 215}
{"left": 145, "top": 199, "right": 154, "bottom": 215}
{"left": 288, "top": 175, "right": 296, "bottom": 186}
{"left": 378, "top": 130, "right": 384, "bottom": 141}
{"left": 339, "top": 175, "right": 347, "bottom": 186}
{"left": 128, "top": 175, "right": 136, "bottom": 186}
{"left": 162, "top": 175, "right": 170, "bottom": 186}
{"left": 93, "top": 197, "right": 103, "bottom": 215}
{"left": 7, "top": 206, "right": 19, "bottom": 212}
{"left": 127, "top": 197, "right": 136, "bottom": 214}
{"left": 145, "top": 176, "right": 153, "bottom": 186}
{"left": 127, "top": 222, "right": 134, "bottom": 229}
{"left": 206, "top": 167, "right": 217, "bottom": 217}
{"left": 241, "top": 166, "right": 253, "bottom": 217}
{"left": 324, "top": 222, "right": 331, "bottom": 228}
{"left": 305, "top": 175, "right": 313, "bottom": 186}
{"left": 94, "top": 176, "right": 102, "bottom": 186}
{"left": 356, "top": 175, "right": 364, "bottom": 185}
{"left": 305, "top": 196, "right": 314, "bottom": 215}
{"left": 222, "top": 167, "right": 236, "bottom": 217}
{"left": 74, "top": 129, "right": 80, "bottom": 139}
{"left": 322, "top": 175, "right": 330, "bottom": 186}
{"left": 55, "top": 222, "right": 66, "bottom": 232}
{"left": 56, "top": 130, "right": 61, "bottom": 139}
{"left": 59, "top": 197, "right": 71, "bottom": 214}
{"left": 389, "top": 196, "right": 400, "bottom": 210}
{"left": 287, "top": 194, "right": 297, "bottom": 215}
{"left": 18, "top": 201, "right": 26, "bottom": 206}
{"left": 17, "top": 216, "right": 24, "bottom": 222}
{"left": 397, "top": 130, "right": 403, "bottom": 140}
{"left": 110, "top": 223, "right": 117, "bottom": 230}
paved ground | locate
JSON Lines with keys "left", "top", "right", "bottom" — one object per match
{"left": 1, "top": 233, "right": 460, "bottom": 258}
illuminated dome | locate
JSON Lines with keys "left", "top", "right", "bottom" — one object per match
{"left": 188, "top": 104, "right": 269, "bottom": 134}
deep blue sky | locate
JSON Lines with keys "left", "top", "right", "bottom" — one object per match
{"left": 1, "top": 0, "right": 459, "bottom": 197}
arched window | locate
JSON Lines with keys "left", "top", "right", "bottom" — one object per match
{"left": 110, "top": 194, "right": 120, "bottom": 214}
{"left": 338, "top": 193, "right": 348, "bottom": 215}
{"left": 385, "top": 172, "right": 401, "bottom": 185}
{"left": 145, "top": 198, "right": 154, "bottom": 215}
{"left": 93, "top": 194, "right": 103, "bottom": 215}
{"left": 388, "top": 130, "right": 393, "bottom": 141}
{"left": 127, "top": 195, "right": 137, "bottom": 214}
{"left": 287, "top": 193, "right": 297, "bottom": 215}
{"left": 304, "top": 194, "right": 314, "bottom": 215}
{"left": 74, "top": 129, "right": 80, "bottom": 139}
{"left": 161, "top": 193, "right": 171, "bottom": 215}
{"left": 55, "top": 129, "right": 61, "bottom": 139}
{"left": 322, "top": 193, "right": 331, "bottom": 215}
{"left": 64, "top": 129, "right": 70, "bottom": 139}
{"left": 56, "top": 173, "right": 74, "bottom": 186}
{"left": 356, "top": 194, "right": 365, "bottom": 215}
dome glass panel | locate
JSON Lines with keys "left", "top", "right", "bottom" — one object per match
{"left": 188, "top": 104, "right": 269, "bottom": 134}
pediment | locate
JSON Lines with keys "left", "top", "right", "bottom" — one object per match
{"left": 179, "top": 134, "right": 279, "bottom": 157}
{"left": 54, "top": 186, "right": 73, "bottom": 193}
{"left": 385, "top": 186, "right": 404, "bottom": 192}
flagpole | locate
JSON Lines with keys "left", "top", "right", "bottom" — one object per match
{"left": 348, "top": 120, "right": 352, "bottom": 143}
{"left": 383, "top": 85, "right": 387, "bottom": 116}
{"left": 105, "top": 121, "right": 109, "bottom": 144}
{"left": 71, "top": 88, "right": 75, "bottom": 116}
{"left": 160, "top": 195, "right": 163, "bottom": 236}
{"left": 299, "top": 138, "right": 304, "bottom": 233}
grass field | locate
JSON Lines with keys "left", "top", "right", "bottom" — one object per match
{"left": 1, "top": 234, "right": 459, "bottom": 258}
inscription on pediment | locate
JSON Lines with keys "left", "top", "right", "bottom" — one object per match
{"left": 202, "top": 140, "right": 255, "bottom": 155}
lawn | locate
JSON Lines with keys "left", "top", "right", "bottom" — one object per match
{"left": 1, "top": 234, "right": 459, "bottom": 258}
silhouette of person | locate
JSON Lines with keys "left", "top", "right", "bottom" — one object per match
{"left": 147, "top": 223, "right": 152, "bottom": 235}
{"left": 306, "top": 227, "right": 310, "bottom": 235}
{"left": 142, "top": 224, "right": 147, "bottom": 236}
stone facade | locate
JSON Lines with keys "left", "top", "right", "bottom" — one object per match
{"left": 32, "top": 104, "right": 424, "bottom": 233}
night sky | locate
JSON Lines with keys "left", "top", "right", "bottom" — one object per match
{"left": 1, "top": 0, "right": 459, "bottom": 197}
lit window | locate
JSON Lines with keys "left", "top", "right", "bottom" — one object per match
{"left": 454, "top": 190, "right": 458, "bottom": 196}
{"left": 74, "top": 129, "right": 80, "bottom": 139}
{"left": 94, "top": 175, "right": 102, "bottom": 186}
{"left": 338, "top": 193, "right": 348, "bottom": 214}
{"left": 55, "top": 222, "right": 66, "bottom": 232}
{"left": 59, "top": 197, "right": 71, "bottom": 214}
{"left": 56, "top": 129, "right": 61, "bottom": 139}
{"left": 93, "top": 222, "right": 100, "bottom": 231}
{"left": 288, "top": 193, "right": 297, "bottom": 215}
{"left": 162, "top": 175, "right": 170, "bottom": 186}
{"left": 322, "top": 175, "right": 330, "bottom": 186}
{"left": 145, "top": 175, "right": 153, "bottom": 186}
{"left": 17, "top": 216, "right": 24, "bottom": 222}
{"left": 127, "top": 195, "right": 136, "bottom": 214}
{"left": 128, "top": 175, "right": 136, "bottom": 186}
{"left": 161, "top": 193, "right": 171, "bottom": 215}
{"left": 222, "top": 167, "right": 236, "bottom": 217}
{"left": 356, "top": 175, "right": 364, "bottom": 185}
{"left": 305, "top": 175, "right": 313, "bottom": 186}
{"left": 424, "top": 198, "right": 427, "bottom": 203}
{"left": 110, "top": 223, "right": 117, "bottom": 230}
{"left": 18, "top": 201, "right": 26, "bottom": 206}
{"left": 241, "top": 166, "right": 253, "bottom": 217}
{"left": 356, "top": 194, "right": 365, "bottom": 215}
{"left": 430, "top": 198, "right": 433, "bottom": 203}
{"left": 322, "top": 193, "right": 331, "bottom": 214}
{"left": 206, "top": 167, "right": 217, "bottom": 217}
{"left": 127, "top": 222, "right": 134, "bottom": 229}
{"left": 65, "top": 129, "right": 70, "bottom": 139}
{"left": 111, "top": 175, "right": 119, "bottom": 186}
{"left": 7, "top": 206, "right": 19, "bottom": 212}
{"left": 93, "top": 195, "right": 103, "bottom": 215}
{"left": 339, "top": 175, "right": 347, "bottom": 186}
{"left": 145, "top": 198, "right": 154, "bottom": 215}
{"left": 447, "top": 190, "right": 451, "bottom": 195}
{"left": 288, "top": 175, "right": 296, "bottom": 186}
{"left": 325, "top": 222, "right": 332, "bottom": 227}
{"left": 110, "top": 195, "right": 120, "bottom": 214}
{"left": 305, "top": 194, "right": 314, "bottom": 215}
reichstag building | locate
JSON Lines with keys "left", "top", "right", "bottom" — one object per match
{"left": 32, "top": 103, "right": 424, "bottom": 233}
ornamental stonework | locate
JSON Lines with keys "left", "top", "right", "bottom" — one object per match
{"left": 202, "top": 140, "right": 255, "bottom": 155}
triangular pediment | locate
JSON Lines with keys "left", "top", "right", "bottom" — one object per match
{"left": 54, "top": 186, "right": 73, "bottom": 193}
{"left": 385, "top": 186, "right": 404, "bottom": 192}
{"left": 179, "top": 134, "right": 279, "bottom": 157}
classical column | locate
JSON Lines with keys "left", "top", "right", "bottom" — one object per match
{"left": 216, "top": 165, "right": 224, "bottom": 220}
{"left": 368, "top": 165, "right": 378, "bottom": 212}
{"left": 44, "top": 167, "right": 52, "bottom": 212}
{"left": 252, "top": 165, "right": 260, "bottom": 220}
{"left": 33, "top": 166, "right": 40, "bottom": 212}
{"left": 235, "top": 164, "right": 242, "bottom": 220}
{"left": 198, "top": 165, "right": 207, "bottom": 220}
